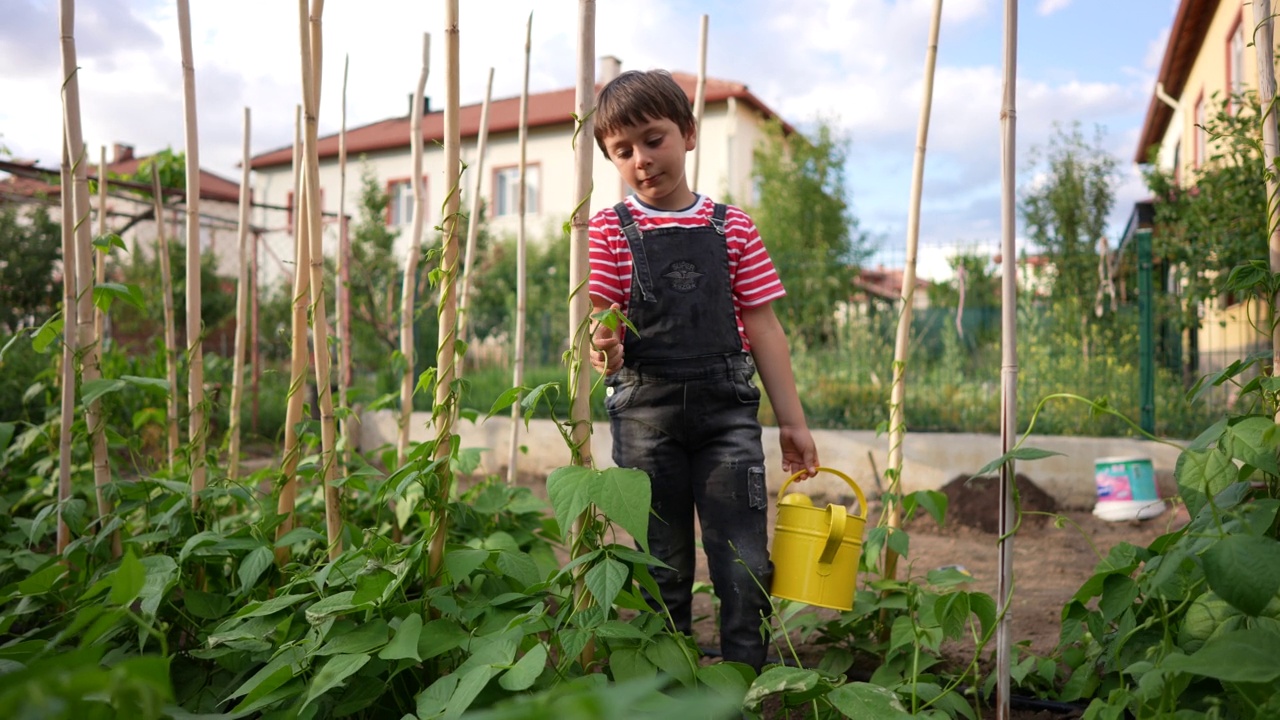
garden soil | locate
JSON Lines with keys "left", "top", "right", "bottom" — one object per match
{"left": 501, "top": 468, "right": 1186, "bottom": 719}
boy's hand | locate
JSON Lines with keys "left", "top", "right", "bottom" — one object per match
{"left": 590, "top": 303, "right": 625, "bottom": 375}
{"left": 779, "top": 425, "right": 818, "bottom": 481}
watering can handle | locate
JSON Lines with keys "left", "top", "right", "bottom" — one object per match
{"left": 777, "top": 466, "right": 869, "bottom": 520}
{"left": 818, "top": 504, "right": 847, "bottom": 565}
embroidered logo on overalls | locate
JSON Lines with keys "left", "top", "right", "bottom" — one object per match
{"left": 663, "top": 261, "right": 703, "bottom": 292}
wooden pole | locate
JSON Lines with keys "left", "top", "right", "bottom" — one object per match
{"left": 690, "top": 14, "right": 709, "bottom": 193}
{"left": 94, "top": 147, "right": 108, "bottom": 345}
{"left": 569, "top": 0, "right": 597, "bottom": 668}
{"left": 1252, "top": 0, "right": 1280, "bottom": 423}
{"left": 337, "top": 53, "right": 352, "bottom": 465}
{"left": 228, "top": 107, "right": 252, "bottom": 483}
{"left": 251, "top": 229, "right": 260, "bottom": 435}
{"left": 61, "top": 0, "right": 117, "bottom": 557}
{"left": 275, "top": 105, "right": 309, "bottom": 564}
{"left": 298, "top": 0, "right": 342, "bottom": 561}
{"left": 176, "top": 0, "right": 207, "bottom": 511}
{"left": 429, "top": 0, "right": 462, "bottom": 579}
{"left": 151, "top": 165, "right": 180, "bottom": 469}
{"left": 508, "top": 15, "right": 532, "bottom": 486}
{"left": 996, "top": 0, "right": 1020, "bottom": 717}
{"left": 397, "top": 33, "right": 430, "bottom": 467}
{"left": 92, "top": 146, "right": 119, "bottom": 556}
{"left": 457, "top": 66, "right": 494, "bottom": 349}
{"left": 883, "top": 0, "right": 942, "bottom": 588}
{"left": 57, "top": 144, "right": 76, "bottom": 556}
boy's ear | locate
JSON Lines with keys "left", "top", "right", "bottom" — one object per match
{"left": 684, "top": 125, "right": 697, "bottom": 151}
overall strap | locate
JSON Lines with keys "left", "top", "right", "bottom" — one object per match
{"left": 614, "top": 202, "right": 655, "bottom": 302}
{"left": 710, "top": 203, "right": 728, "bottom": 235}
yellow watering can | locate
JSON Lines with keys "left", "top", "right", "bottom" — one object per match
{"left": 770, "top": 467, "right": 868, "bottom": 611}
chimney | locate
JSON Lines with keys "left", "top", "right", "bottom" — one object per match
{"left": 599, "top": 55, "right": 622, "bottom": 84}
{"left": 406, "top": 93, "right": 431, "bottom": 116}
{"left": 112, "top": 143, "right": 135, "bottom": 163}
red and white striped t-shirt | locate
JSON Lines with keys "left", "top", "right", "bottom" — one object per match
{"left": 588, "top": 194, "right": 785, "bottom": 351}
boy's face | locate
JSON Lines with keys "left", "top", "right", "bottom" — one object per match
{"left": 601, "top": 118, "right": 697, "bottom": 211}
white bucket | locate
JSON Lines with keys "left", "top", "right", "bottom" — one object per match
{"left": 1093, "top": 456, "right": 1165, "bottom": 521}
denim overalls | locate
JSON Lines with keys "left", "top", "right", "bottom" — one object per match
{"left": 604, "top": 201, "right": 773, "bottom": 670}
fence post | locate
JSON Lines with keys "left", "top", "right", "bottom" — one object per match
{"left": 1138, "top": 227, "right": 1155, "bottom": 434}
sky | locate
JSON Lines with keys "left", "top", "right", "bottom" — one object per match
{"left": 0, "top": 0, "right": 1179, "bottom": 280}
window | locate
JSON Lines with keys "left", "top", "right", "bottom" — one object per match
{"left": 1228, "top": 15, "right": 1245, "bottom": 110}
{"left": 492, "top": 164, "right": 540, "bottom": 217}
{"left": 386, "top": 178, "right": 425, "bottom": 227}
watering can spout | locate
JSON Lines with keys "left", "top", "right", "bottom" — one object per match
{"left": 771, "top": 467, "right": 868, "bottom": 611}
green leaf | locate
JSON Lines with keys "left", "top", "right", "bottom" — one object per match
{"left": 418, "top": 618, "right": 468, "bottom": 660}
{"left": 237, "top": 546, "right": 273, "bottom": 595}
{"left": 934, "top": 592, "right": 969, "bottom": 640}
{"left": 228, "top": 646, "right": 305, "bottom": 702}
{"left": 316, "top": 619, "right": 389, "bottom": 656}
{"left": 110, "top": 550, "right": 146, "bottom": 606}
{"left": 584, "top": 558, "right": 628, "bottom": 610}
{"left": 886, "top": 526, "right": 909, "bottom": 559}
{"left": 138, "top": 554, "right": 178, "bottom": 619}
{"left": 92, "top": 282, "right": 146, "bottom": 312}
{"left": 0, "top": 422, "right": 14, "bottom": 455}
{"left": 498, "top": 643, "right": 547, "bottom": 691}
{"left": 236, "top": 593, "right": 311, "bottom": 620}
{"left": 592, "top": 467, "right": 652, "bottom": 551}
{"left": 379, "top": 613, "right": 424, "bottom": 662}
{"left": 444, "top": 547, "right": 489, "bottom": 585}
{"left": 610, "top": 647, "right": 657, "bottom": 682}
{"left": 1221, "top": 416, "right": 1280, "bottom": 475}
{"left": 1098, "top": 575, "right": 1140, "bottom": 622}
{"left": 743, "top": 666, "right": 821, "bottom": 711}
{"left": 495, "top": 550, "right": 541, "bottom": 588}
{"left": 825, "top": 682, "right": 914, "bottom": 719}
{"left": 546, "top": 465, "right": 596, "bottom": 541}
{"left": 1162, "top": 629, "right": 1280, "bottom": 682}
{"left": 31, "top": 316, "right": 63, "bottom": 354}
{"left": 975, "top": 446, "right": 1065, "bottom": 476}
{"left": 1203, "top": 534, "right": 1280, "bottom": 616}
{"left": 184, "top": 590, "right": 231, "bottom": 620}
{"left": 302, "top": 653, "right": 370, "bottom": 711}
{"left": 643, "top": 634, "right": 696, "bottom": 687}
{"left": 968, "top": 592, "right": 997, "bottom": 641}
{"left": 81, "top": 378, "right": 128, "bottom": 406}
{"left": 1175, "top": 448, "right": 1238, "bottom": 517}
{"left": 92, "top": 233, "right": 127, "bottom": 251}
{"left": 305, "top": 591, "right": 357, "bottom": 624}
{"left": 122, "top": 374, "right": 170, "bottom": 394}
{"left": 273, "top": 527, "right": 326, "bottom": 548}
{"left": 352, "top": 568, "right": 396, "bottom": 606}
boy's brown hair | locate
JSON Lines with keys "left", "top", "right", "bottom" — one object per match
{"left": 593, "top": 70, "right": 695, "bottom": 158}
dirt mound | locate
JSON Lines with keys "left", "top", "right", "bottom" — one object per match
{"left": 932, "top": 473, "right": 1058, "bottom": 534}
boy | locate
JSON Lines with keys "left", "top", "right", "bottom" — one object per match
{"left": 587, "top": 69, "right": 819, "bottom": 671}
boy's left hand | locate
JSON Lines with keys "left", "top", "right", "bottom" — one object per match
{"left": 780, "top": 425, "right": 818, "bottom": 481}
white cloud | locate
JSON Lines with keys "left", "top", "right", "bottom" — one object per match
{"left": 1037, "top": 0, "right": 1073, "bottom": 16}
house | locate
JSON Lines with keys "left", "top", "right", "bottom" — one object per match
{"left": 1135, "top": 0, "right": 1268, "bottom": 362}
{"left": 246, "top": 57, "right": 793, "bottom": 289}
{"left": 0, "top": 144, "right": 246, "bottom": 280}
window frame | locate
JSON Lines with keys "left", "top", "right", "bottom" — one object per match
{"left": 385, "top": 176, "right": 429, "bottom": 228}
{"left": 490, "top": 162, "right": 541, "bottom": 218}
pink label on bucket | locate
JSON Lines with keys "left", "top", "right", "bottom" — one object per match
{"left": 1095, "top": 470, "right": 1133, "bottom": 501}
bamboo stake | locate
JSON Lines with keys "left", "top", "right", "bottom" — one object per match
{"left": 1253, "top": 0, "right": 1280, "bottom": 423}
{"left": 508, "top": 16, "right": 532, "bottom": 486}
{"left": 995, "top": 0, "right": 1021, "bottom": 717}
{"left": 95, "top": 147, "right": 108, "bottom": 346}
{"left": 93, "top": 146, "right": 119, "bottom": 556}
{"left": 397, "top": 33, "right": 430, "bottom": 468}
{"left": 227, "top": 107, "right": 252, "bottom": 483}
{"left": 176, "top": 0, "right": 207, "bottom": 511}
{"left": 251, "top": 229, "right": 261, "bottom": 434}
{"left": 275, "top": 105, "right": 309, "bottom": 565}
{"left": 337, "top": 54, "right": 352, "bottom": 466}
{"left": 61, "top": 0, "right": 117, "bottom": 557}
{"left": 151, "top": 165, "right": 180, "bottom": 469}
{"left": 568, "top": 0, "right": 598, "bottom": 668}
{"left": 57, "top": 144, "right": 76, "bottom": 556}
{"left": 457, "top": 66, "right": 495, "bottom": 348}
{"left": 883, "top": 0, "right": 942, "bottom": 586}
{"left": 429, "top": 0, "right": 462, "bottom": 579}
{"left": 690, "top": 14, "right": 708, "bottom": 193}
{"left": 298, "top": 0, "right": 342, "bottom": 561}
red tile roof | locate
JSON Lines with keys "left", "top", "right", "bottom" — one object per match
{"left": 0, "top": 155, "right": 240, "bottom": 204}
{"left": 1135, "top": 0, "right": 1217, "bottom": 163}
{"left": 250, "top": 71, "right": 790, "bottom": 169}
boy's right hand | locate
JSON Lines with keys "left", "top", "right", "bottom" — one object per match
{"left": 591, "top": 303, "right": 625, "bottom": 375}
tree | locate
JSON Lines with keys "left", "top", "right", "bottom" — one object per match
{"left": 1144, "top": 91, "right": 1268, "bottom": 328}
{"left": 1019, "top": 122, "right": 1117, "bottom": 323}
{"left": 748, "top": 118, "right": 872, "bottom": 348}
{"left": 0, "top": 204, "right": 62, "bottom": 334}
{"left": 346, "top": 167, "right": 403, "bottom": 355}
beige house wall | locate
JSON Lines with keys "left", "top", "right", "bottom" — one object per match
{"left": 1175, "top": 0, "right": 1251, "bottom": 181}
